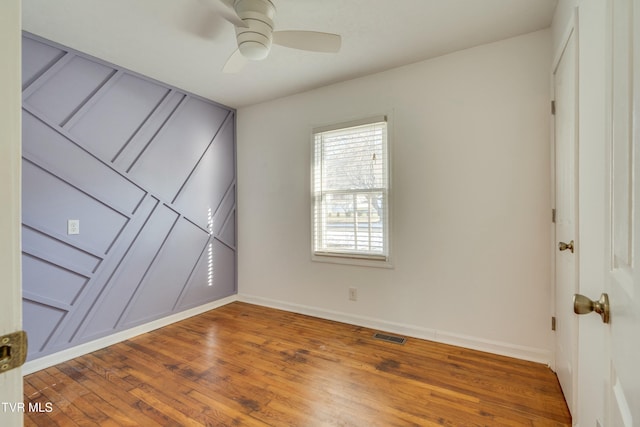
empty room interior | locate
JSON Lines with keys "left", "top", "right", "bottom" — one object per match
{"left": 1, "top": 0, "right": 639, "bottom": 426}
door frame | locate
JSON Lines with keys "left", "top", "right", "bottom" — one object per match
{"left": 0, "top": 0, "right": 24, "bottom": 426}
{"left": 550, "top": 6, "right": 579, "bottom": 421}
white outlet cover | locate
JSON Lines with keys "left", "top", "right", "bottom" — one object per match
{"left": 67, "top": 219, "right": 80, "bottom": 235}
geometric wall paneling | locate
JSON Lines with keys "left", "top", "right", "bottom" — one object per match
{"left": 22, "top": 301, "right": 67, "bottom": 354}
{"left": 21, "top": 160, "right": 129, "bottom": 255}
{"left": 211, "top": 185, "right": 236, "bottom": 236}
{"left": 127, "top": 96, "right": 230, "bottom": 201}
{"left": 173, "top": 114, "right": 236, "bottom": 229}
{"left": 203, "top": 112, "right": 235, "bottom": 204}
{"left": 119, "top": 216, "right": 210, "bottom": 328}
{"left": 173, "top": 254, "right": 213, "bottom": 311}
{"left": 20, "top": 191, "right": 153, "bottom": 360}
{"left": 76, "top": 201, "right": 180, "bottom": 341}
{"left": 173, "top": 249, "right": 214, "bottom": 312}
{"left": 66, "top": 72, "right": 170, "bottom": 162}
{"left": 22, "top": 226, "right": 102, "bottom": 274}
{"left": 175, "top": 238, "right": 236, "bottom": 311}
{"left": 210, "top": 184, "right": 236, "bottom": 247}
{"left": 210, "top": 238, "right": 236, "bottom": 294}
{"left": 22, "top": 191, "right": 147, "bottom": 359}
{"left": 218, "top": 207, "right": 236, "bottom": 249}
{"left": 112, "top": 91, "right": 186, "bottom": 172}
{"left": 24, "top": 54, "right": 116, "bottom": 127}
{"left": 22, "top": 111, "right": 146, "bottom": 216}
{"left": 44, "top": 196, "right": 159, "bottom": 353}
{"left": 22, "top": 254, "right": 89, "bottom": 309}
{"left": 22, "top": 36, "right": 65, "bottom": 90}
{"left": 21, "top": 32, "right": 236, "bottom": 361}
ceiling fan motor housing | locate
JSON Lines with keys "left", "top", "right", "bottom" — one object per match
{"left": 234, "top": 0, "right": 276, "bottom": 60}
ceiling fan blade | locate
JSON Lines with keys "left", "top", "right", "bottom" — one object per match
{"left": 273, "top": 31, "right": 341, "bottom": 53}
{"left": 223, "top": 49, "right": 248, "bottom": 73}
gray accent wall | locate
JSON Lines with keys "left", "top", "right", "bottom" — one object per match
{"left": 21, "top": 33, "right": 237, "bottom": 361}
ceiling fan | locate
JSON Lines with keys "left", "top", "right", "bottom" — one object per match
{"left": 214, "top": 0, "right": 342, "bottom": 73}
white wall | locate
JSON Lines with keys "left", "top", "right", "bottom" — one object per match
{"left": 237, "top": 30, "right": 553, "bottom": 363}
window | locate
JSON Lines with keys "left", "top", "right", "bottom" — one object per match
{"left": 312, "top": 116, "right": 390, "bottom": 264}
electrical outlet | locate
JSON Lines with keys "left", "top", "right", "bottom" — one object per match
{"left": 67, "top": 219, "right": 80, "bottom": 235}
{"left": 349, "top": 287, "right": 357, "bottom": 301}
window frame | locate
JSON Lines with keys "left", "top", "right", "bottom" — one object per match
{"left": 310, "top": 115, "right": 393, "bottom": 268}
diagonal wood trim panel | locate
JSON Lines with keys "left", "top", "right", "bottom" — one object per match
{"left": 21, "top": 32, "right": 237, "bottom": 361}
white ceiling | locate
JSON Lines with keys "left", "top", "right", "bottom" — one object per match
{"left": 22, "top": 0, "right": 558, "bottom": 109}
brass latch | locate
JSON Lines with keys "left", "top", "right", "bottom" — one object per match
{"left": 558, "top": 240, "right": 575, "bottom": 253}
{"left": 0, "top": 331, "right": 28, "bottom": 373}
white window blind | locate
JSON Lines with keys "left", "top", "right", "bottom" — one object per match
{"left": 312, "top": 116, "right": 389, "bottom": 261}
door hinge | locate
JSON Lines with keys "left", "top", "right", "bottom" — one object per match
{"left": 0, "top": 331, "right": 28, "bottom": 373}
{"left": 552, "top": 208, "right": 556, "bottom": 223}
{"left": 551, "top": 100, "right": 556, "bottom": 115}
{"left": 551, "top": 316, "right": 557, "bottom": 331}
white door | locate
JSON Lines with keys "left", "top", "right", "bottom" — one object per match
{"left": 0, "top": 1, "right": 24, "bottom": 426}
{"left": 604, "top": 0, "right": 640, "bottom": 425}
{"left": 553, "top": 25, "right": 579, "bottom": 418}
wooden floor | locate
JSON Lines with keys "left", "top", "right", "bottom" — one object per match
{"left": 24, "top": 302, "right": 571, "bottom": 426}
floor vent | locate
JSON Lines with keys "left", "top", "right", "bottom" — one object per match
{"left": 372, "top": 332, "right": 406, "bottom": 345}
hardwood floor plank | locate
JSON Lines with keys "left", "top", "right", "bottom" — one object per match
{"left": 24, "top": 379, "right": 75, "bottom": 427}
{"left": 63, "top": 358, "right": 163, "bottom": 427}
{"left": 93, "top": 340, "right": 269, "bottom": 425}
{"left": 25, "top": 369, "right": 100, "bottom": 427}
{"left": 24, "top": 302, "right": 571, "bottom": 426}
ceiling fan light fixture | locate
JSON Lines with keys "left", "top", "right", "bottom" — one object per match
{"left": 238, "top": 40, "right": 270, "bottom": 60}
{"left": 233, "top": 0, "right": 274, "bottom": 60}
{"left": 236, "top": 18, "right": 272, "bottom": 60}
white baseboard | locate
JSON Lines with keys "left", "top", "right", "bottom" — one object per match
{"left": 238, "top": 294, "right": 552, "bottom": 365}
{"left": 22, "top": 295, "right": 239, "bottom": 375}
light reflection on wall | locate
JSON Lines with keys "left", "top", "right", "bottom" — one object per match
{"left": 208, "top": 207, "right": 213, "bottom": 287}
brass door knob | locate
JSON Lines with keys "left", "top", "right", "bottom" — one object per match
{"left": 573, "top": 293, "right": 610, "bottom": 324}
{"left": 558, "top": 240, "right": 574, "bottom": 253}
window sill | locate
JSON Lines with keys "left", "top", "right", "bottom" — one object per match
{"left": 312, "top": 253, "right": 394, "bottom": 269}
